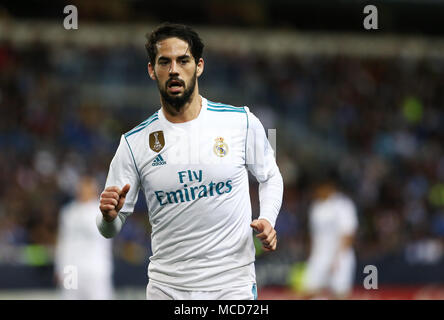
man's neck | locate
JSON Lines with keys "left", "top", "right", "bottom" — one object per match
{"left": 161, "top": 91, "right": 202, "bottom": 123}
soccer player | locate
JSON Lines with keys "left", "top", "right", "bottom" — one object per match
{"left": 55, "top": 175, "right": 114, "bottom": 300}
{"left": 97, "top": 23, "right": 283, "bottom": 300}
{"left": 303, "top": 174, "right": 358, "bottom": 299}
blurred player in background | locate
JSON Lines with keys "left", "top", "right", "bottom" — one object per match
{"left": 55, "top": 175, "right": 114, "bottom": 300}
{"left": 303, "top": 172, "right": 358, "bottom": 299}
{"left": 97, "top": 23, "right": 283, "bottom": 300}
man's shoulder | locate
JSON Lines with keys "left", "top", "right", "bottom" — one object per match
{"left": 60, "top": 201, "right": 79, "bottom": 217}
{"left": 331, "top": 193, "right": 356, "bottom": 212}
{"left": 206, "top": 99, "right": 249, "bottom": 116}
{"left": 123, "top": 110, "right": 160, "bottom": 140}
{"left": 205, "top": 99, "right": 251, "bottom": 132}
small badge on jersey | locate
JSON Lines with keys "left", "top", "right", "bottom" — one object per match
{"left": 213, "top": 137, "right": 228, "bottom": 157}
{"left": 149, "top": 131, "right": 165, "bottom": 152}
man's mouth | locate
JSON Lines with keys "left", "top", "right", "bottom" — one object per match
{"left": 167, "top": 79, "right": 184, "bottom": 93}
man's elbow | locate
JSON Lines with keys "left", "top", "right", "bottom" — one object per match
{"left": 97, "top": 226, "right": 117, "bottom": 239}
{"left": 101, "top": 232, "right": 115, "bottom": 239}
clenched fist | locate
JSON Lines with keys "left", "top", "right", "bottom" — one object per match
{"left": 250, "top": 219, "right": 277, "bottom": 251}
{"left": 99, "top": 184, "right": 130, "bottom": 222}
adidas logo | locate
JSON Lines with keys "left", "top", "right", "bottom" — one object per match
{"left": 152, "top": 154, "right": 166, "bottom": 166}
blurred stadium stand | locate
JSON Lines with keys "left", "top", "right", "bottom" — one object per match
{"left": 0, "top": 1, "right": 443, "bottom": 299}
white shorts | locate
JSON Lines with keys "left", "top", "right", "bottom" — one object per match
{"left": 304, "top": 250, "right": 356, "bottom": 296}
{"left": 60, "top": 273, "right": 113, "bottom": 300}
{"left": 146, "top": 280, "right": 258, "bottom": 300}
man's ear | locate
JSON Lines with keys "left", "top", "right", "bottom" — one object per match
{"left": 196, "top": 58, "right": 204, "bottom": 77}
{"left": 148, "top": 62, "right": 156, "bottom": 80}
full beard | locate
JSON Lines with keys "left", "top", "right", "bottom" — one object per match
{"left": 158, "top": 71, "right": 197, "bottom": 113}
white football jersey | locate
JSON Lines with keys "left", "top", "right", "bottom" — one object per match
{"left": 104, "top": 96, "right": 283, "bottom": 290}
{"left": 308, "top": 193, "right": 358, "bottom": 267}
{"left": 55, "top": 200, "right": 113, "bottom": 277}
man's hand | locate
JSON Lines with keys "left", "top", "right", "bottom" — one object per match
{"left": 250, "top": 219, "right": 277, "bottom": 251}
{"left": 99, "top": 184, "right": 130, "bottom": 222}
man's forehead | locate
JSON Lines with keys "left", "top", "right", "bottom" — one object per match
{"left": 156, "top": 37, "right": 191, "bottom": 57}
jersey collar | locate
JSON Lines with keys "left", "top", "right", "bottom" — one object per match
{"left": 158, "top": 95, "right": 208, "bottom": 130}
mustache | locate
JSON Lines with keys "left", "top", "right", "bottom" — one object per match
{"left": 166, "top": 77, "right": 185, "bottom": 87}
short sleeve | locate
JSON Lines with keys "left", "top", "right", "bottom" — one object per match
{"left": 105, "top": 135, "right": 141, "bottom": 214}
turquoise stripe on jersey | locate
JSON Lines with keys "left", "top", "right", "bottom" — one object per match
{"left": 252, "top": 284, "right": 257, "bottom": 300}
{"left": 141, "top": 113, "right": 158, "bottom": 124}
{"left": 135, "top": 112, "right": 158, "bottom": 129}
{"left": 126, "top": 116, "right": 158, "bottom": 134}
{"left": 207, "top": 101, "right": 243, "bottom": 110}
{"left": 127, "top": 112, "right": 159, "bottom": 133}
{"left": 207, "top": 107, "right": 246, "bottom": 113}
{"left": 124, "top": 135, "right": 141, "bottom": 182}
{"left": 125, "top": 116, "right": 158, "bottom": 138}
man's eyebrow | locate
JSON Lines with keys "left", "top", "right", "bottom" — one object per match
{"left": 157, "top": 54, "right": 191, "bottom": 61}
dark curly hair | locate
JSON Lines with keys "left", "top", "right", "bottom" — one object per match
{"left": 145, "top": 22, "right": 204, "bottom": 66}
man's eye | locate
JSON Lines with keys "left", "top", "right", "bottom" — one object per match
{"left": 158, "top": 60, "right": 169, "bottom": 66}
{"left": 180, "top": 59, "right": 189, "bottom": 64}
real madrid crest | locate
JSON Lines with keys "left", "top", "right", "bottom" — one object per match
{"left": 213, "top": 137, "right": 228, "bottom": 157}
{"left": 149, "top": 131, "right": 165, "bottom": 152}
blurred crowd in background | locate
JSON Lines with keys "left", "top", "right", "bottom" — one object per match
{"left": 1, "top": 33, "right": 443, "bottom": 276}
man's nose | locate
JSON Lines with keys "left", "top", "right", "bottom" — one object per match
{"left": 169, "top": 61, "right": 179, "bottom": 75}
